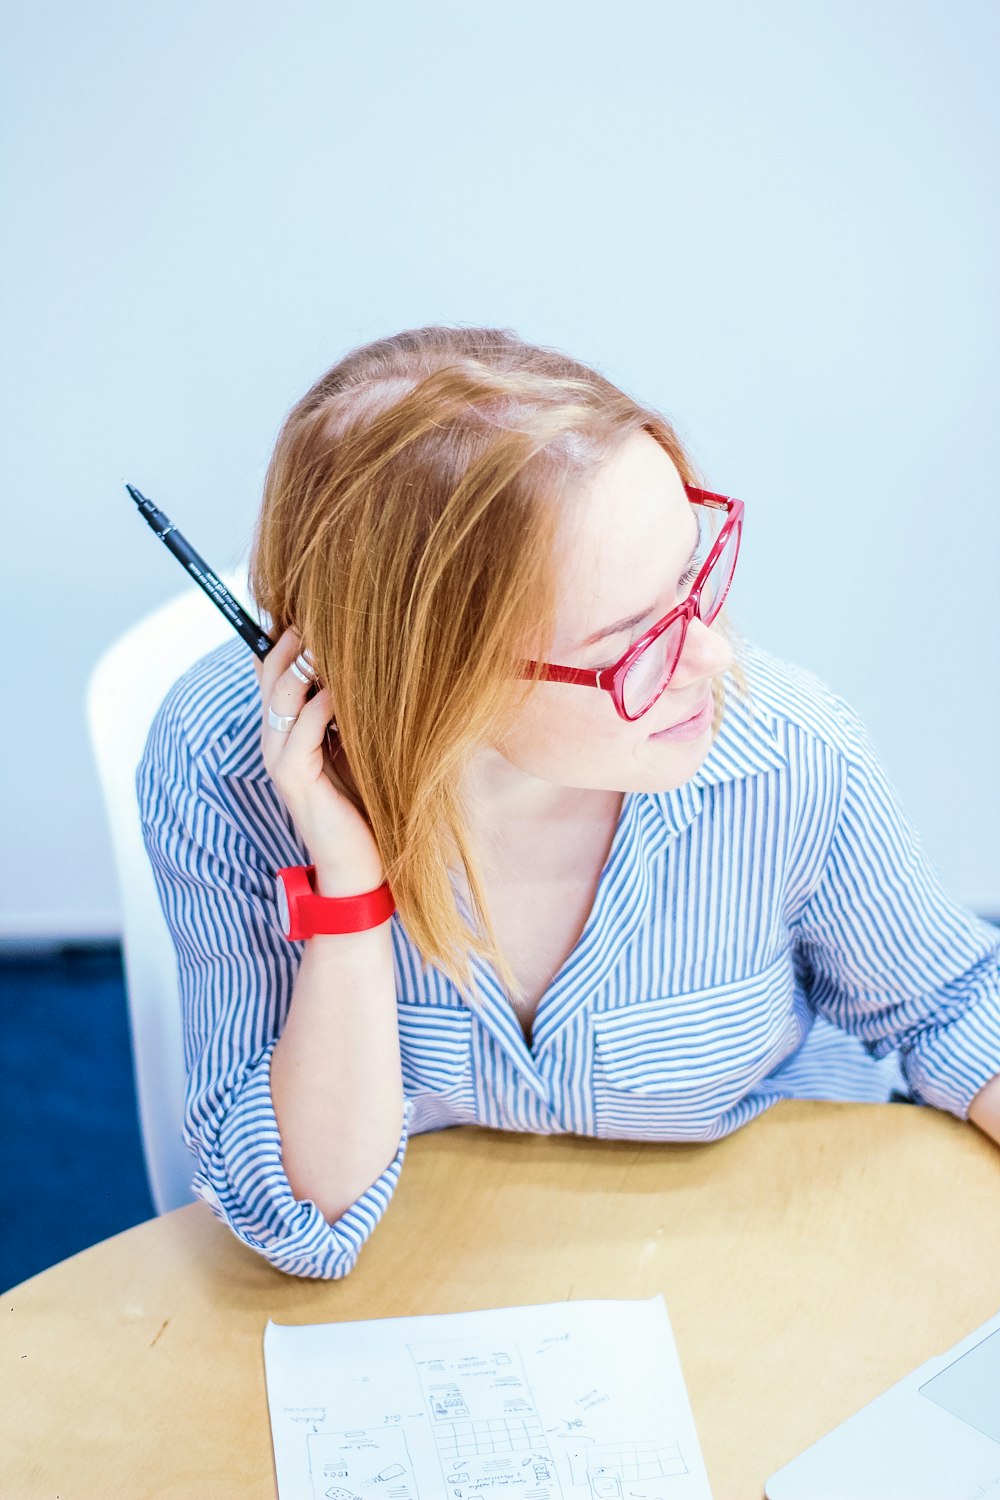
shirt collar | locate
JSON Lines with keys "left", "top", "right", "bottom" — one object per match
{"left": 647, "top": 648, "right": 788, "bottom": 836}
{"left": 691, "top": 655, "right": 788, "bottom": 788}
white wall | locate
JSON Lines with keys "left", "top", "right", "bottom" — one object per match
{"left": 2, "top": 0, "right": 997, "bottom": 939}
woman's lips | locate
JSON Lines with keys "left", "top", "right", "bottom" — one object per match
{"left": 647, "top": 692, "right": 714, "bottom": 741}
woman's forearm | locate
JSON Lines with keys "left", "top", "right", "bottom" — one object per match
{"left": 269, "top": 902, "right": 405, "bottom": 1224}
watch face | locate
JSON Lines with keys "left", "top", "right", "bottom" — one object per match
{"left": 276, "top": 875, "right": 291, "bottom": 936}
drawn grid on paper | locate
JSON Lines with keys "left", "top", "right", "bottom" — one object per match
{"left": 409, "top": 1340, "right": 562, "bottom": 1497}
{"left": 437, "top": 1413, "right": 548, "bottom": 1458}
{"left": 577, "top": 1440, "right": 688, "bottom": 1481}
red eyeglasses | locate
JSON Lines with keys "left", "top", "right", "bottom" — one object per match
{"left": 518, "top": 485, "right": 744, "bottom": 722}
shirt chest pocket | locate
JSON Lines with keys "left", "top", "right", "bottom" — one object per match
{"left": 590, "top": 953, "right": 801, "bottom": 1140}
{"left": 395, "top": 1001, "right": 477, "bottom": 1125}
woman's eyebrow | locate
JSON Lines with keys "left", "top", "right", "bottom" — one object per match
{"left": 578, "top": 524, "right": 701, "bottom": 650}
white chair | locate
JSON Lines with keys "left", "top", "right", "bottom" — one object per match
{"left": 86, "top": 567, "right": 253, "bottom": 1214}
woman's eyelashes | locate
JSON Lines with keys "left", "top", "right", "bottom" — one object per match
{"left": 598, "top": 561, "right": 703, "bottom": 668}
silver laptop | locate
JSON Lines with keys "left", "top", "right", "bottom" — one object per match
{"left": 765, "top": 1309, "right": 1000, "bottom": 1500}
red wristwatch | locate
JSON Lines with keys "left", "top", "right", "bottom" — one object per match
{"left": 275, "top": 865, "right": 396, "bottom": 940}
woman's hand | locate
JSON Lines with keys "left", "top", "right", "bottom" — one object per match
{"left": 254, "top": 627, "right": 386, "bottom": 892}
{"left": 968, "top": 1072, "right": 1000, "bottom": 1149}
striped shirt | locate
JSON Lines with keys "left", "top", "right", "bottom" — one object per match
{"left": 137, "top": 635, "right": 1000, "bottom": 1279}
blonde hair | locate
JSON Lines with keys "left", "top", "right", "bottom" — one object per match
{"left": 248, "top": 325, "right": 747, "bottom": 1009}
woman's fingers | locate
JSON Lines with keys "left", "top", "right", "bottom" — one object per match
{"left": 253, "top": 629, "right": 382, "bottom": 877}
{"left": 277, "top": 686, "right": 334, "bottom": 771}
{"left": 257, "top": 627, "right": 338, "bottom": 777}
{"left": 260, "top": 626, "right": 305, "bottom": 699}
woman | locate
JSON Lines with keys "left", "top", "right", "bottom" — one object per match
{"left": 138, "top": 324, "right": 1000, "bottom": 1279}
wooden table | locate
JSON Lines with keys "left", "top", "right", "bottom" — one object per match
{"left": 4, "top": 1101, "right": 999, "bottom": 1499}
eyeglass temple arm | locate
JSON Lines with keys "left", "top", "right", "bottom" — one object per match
{"left": 684, "top": 484, "right": 734, "bottom": 511}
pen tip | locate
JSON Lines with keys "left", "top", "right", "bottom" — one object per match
{"left": 125, "top": 482, "right": 145, "bottom": 503}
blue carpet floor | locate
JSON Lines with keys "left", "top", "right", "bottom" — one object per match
{"left": 0, "top": 944, "right": 155, "bottom": 1291}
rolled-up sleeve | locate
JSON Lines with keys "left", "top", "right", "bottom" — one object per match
{"left": 136, "top": 689, "right": 411, "bottom": 1278}
{"left": 793, "top": 697, "right": 1000, "bottom": 1118}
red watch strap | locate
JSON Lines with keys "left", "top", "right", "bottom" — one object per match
{"left": 278, "top": 864, "right": 395, "bottom": 938}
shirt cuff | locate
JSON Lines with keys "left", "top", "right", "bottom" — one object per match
{"left": 900, "top": 956, "right": 1000, "bottom": 1119}
{"left": 190, "top": 1040, "right": 414, "bottom": 1278}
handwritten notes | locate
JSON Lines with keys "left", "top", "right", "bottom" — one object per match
{"left": 264, "top": 1296, "right": 713, "bottom": 1499}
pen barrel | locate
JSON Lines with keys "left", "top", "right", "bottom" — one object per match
{"left": 130, "top": 484, "right": 275, "bottom": 659}
{"left": 162, "top": 531, "right": 272, "bottom": 656}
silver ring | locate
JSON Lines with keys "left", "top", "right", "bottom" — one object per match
{"left": 290, "top": 652, "right": 315, "bottom": 684}
{"left": 268, "top": 705, "right": 299, "bottom": 732}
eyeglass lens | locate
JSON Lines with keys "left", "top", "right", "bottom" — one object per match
{"left": 620, "top": 512, "right": 739, "bottom": 717}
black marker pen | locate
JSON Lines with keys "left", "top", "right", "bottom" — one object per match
{"left": 126, "top": 483, "right": 277, "bottom": 660}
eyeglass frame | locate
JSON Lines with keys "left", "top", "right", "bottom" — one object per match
{"left": 517, "top": 485, "right": 744, "bottom": 723}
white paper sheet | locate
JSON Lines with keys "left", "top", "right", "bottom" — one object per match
{"left": 263, "top": 1296, "right": 714, "bottom": 1500}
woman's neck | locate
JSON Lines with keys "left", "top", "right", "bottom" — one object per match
{"left": 457, "top": 742, "right": 618, "bottom": 832}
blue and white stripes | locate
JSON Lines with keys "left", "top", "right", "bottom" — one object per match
{"left": 137, "top": 635, "right": 1000, "bottom": 1278}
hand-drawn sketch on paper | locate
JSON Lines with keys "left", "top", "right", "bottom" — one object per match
{"left": 409, "top": 1335, "right": 558, "bottom": 1496}
{"left": 306, "top": 1425, "right": 417, "bottom": 1500}
{"left": 263, "top": 1297, "right": 714, "bottom": 1500}
{"left": 569, "top": 1439, "right": 690, "bottom": 1498}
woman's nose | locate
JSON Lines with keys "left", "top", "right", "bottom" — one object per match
{"left": 672, "top": 614, "right": 734, "bottom": 686}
